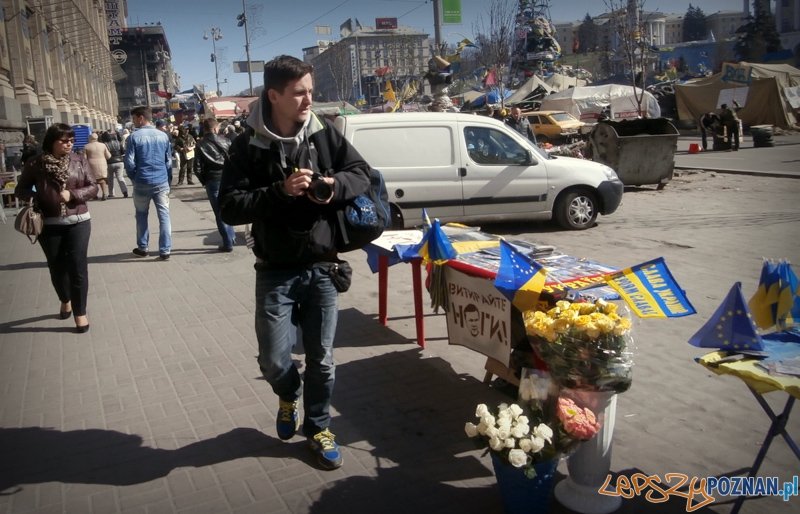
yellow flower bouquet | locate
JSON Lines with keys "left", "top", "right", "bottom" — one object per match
{"left": 523, "top": 299, "right": 634, "bottom": 393}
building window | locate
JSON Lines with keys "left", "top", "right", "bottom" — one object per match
{"left": 782, "top": 18, "right": 791, "bottom": 32}
{"left": 782, "top": 0, "right": 789, "bottom": 6}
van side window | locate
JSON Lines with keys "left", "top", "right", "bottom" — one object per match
{"left": 464, "top": 127, "right": 527, "bottom": 166}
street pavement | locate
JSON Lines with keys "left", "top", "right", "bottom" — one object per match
{"left": 1, "top": 132, "right": 798, "bottom": 514}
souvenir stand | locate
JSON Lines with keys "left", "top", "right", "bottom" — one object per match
{"left": 688, "top": 262, "right": 800, "bottom": 514}
{"left": 363, "top": 224, "right": 650, "bottom": 513}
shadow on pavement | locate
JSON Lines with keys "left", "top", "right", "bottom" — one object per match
{"left": 0, "top": 427, "right": 283, "bottom": 494}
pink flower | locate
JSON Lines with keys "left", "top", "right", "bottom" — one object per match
{"left": 557, "top": 397, "right": 601, "bottom": 440}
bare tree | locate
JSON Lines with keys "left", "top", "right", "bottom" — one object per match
{"left": 603, "top": 0, "right": 658, "bottom": 116}
{"left": 314, "top": 42, "right": 354, "bottom": 102}
{"left": 471, "top": 0, "right": 517, "bottom": 70}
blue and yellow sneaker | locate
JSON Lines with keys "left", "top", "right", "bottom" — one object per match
{"left": 308, "top": 429, "right": 343, "bottom": 470}
{"left": 276, "top": 399, "right": 300, "bottom": 440}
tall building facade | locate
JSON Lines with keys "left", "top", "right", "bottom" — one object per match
{"left": 308, "top": 19, "right": 429, "bottom": 105}
{"left": 111, "top": 25, "right": 178, "bottom": 123}
{"left": 0, "top": 0, "right": 124, "bottom": 151}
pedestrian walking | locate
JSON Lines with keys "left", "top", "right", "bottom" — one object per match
{"left": 101, "top": 132, "right": 129, "bottom": 198}
{"left": 174, "top": 125, "right": 196, "bottom": 185}
{"left": 20, "top": 134, "right": 40, "bottom": 165}
{"left": 14, "top": 123, "right": 97, "bottom": 333}
{"left": 193, "top": 118, "right": 236, "bottom": 252}
{"left": 219, "top": 55, "right": 372, "bottom": 470}
{"left": 84, "top": 132, "right": 110, "bottom": 200}
{"left": 124, "top": 106, "right": 173, "bottom": 260}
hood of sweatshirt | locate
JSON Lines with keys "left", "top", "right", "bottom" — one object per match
{"left": 246, "top": 90, "right": 325, "bottom": 169}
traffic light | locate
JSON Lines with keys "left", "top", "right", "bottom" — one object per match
{"left": 210, "top": 53, "right": 215, "bottom": 62}
{"left": 237, "top": 13, "right": 246, "bottom": 27}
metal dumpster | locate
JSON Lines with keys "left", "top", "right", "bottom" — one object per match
{"left": 587, "top": 118, "right": 678, "bottom": 189}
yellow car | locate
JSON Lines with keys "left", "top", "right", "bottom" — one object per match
{"left": 522, "top": 110, "right": 585, "bottom": 145}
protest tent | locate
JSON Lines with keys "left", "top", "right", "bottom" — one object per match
{"left": 538, "top": 84, "right": 661, "bottom": 124}
{"left": 205, "top": 96, "right": 257, "bottom": 119}
{"left": 505, "top": 75, "right": 554, "bottom": 106}
{"left": 311, "top": 101, "right": 361, "bottom": 116}
{"left": 674, "top": 62, "right": 800, "bottom": 129}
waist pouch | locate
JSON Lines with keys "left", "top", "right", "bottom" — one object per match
{"left": 254, "top": 257, "right": 352, "bottom": 293}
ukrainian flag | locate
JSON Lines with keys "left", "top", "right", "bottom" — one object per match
{"left": 493, "top": 240, "right": 547, "bottom": 312}
{"left": 397, "top": 219, "right": 456, "bottom": 264}
{"left": 604, "top": 257, "right": 696, "bottom": 318}
{"left": 776, "top": 261, "right": 800, "bottom": 330}
{"left": 748, "top": 260, "right": 781, "bottom": 329}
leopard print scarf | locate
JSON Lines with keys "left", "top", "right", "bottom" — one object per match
{"left": 42, "top": 153, "right": 70, "bottom": 216}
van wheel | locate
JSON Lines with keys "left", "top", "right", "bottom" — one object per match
{"left": 389, "top": 205, "right": 404, "bottom": 230}
{"left": 554, "top": 190, "right": 597, "bottom": 230}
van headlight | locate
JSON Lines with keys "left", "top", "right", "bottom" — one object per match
{"left": 600, "top": 165, "right": 618, "bottom": 180}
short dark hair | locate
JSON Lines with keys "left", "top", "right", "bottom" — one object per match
{"left": 131, "top": 106, "right": 153, "bottom": 121}
{"left": 201, "top": 118, "right": 218, "bottom": 134}
{"left": 263, "top": 55, "right": 313, "bottom": 95}
{"left": 720, "top": 103, "right": 727, "bottom": 109}
{"left": 42, "top": 123, "right": 75, "bottom": 154}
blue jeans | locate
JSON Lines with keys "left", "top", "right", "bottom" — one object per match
{"left": 255, "top": 266, "right": 339, "bottom": 437}
{"left": 133, "top": 181, "right": 171, "bottom": 254}
{"left": 205, "top": 180, "right": 235, "bottom": 249}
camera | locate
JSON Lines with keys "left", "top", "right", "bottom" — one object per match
{"left": 308, "top": 173, "right": 333, "bottom": 201}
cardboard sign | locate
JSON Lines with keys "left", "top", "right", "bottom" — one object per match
{"left": 444, "top": 266, "right": 512, "bottom": 366}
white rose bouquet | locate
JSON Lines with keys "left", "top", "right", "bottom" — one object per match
{"left": 465, "top": 400, "right": 600, "bottom": 479}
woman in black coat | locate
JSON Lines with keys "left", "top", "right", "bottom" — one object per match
{"left": 15, "top": 124, "right": 98, "bottom": 333}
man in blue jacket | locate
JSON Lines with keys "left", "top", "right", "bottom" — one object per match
{"left": 124, "top": 106, "right": 173, "bottom": 260}
{"left": 219, "top": 55, "right": 371, "bottom": 470}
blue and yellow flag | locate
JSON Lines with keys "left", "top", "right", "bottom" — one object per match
{"left": 397, "top": 219, "right": 456, "bottom": 264}
{"left": 776, "top": 261, "right": 800, "bottom": 330}
{"left": 688, "top": 282, "right": 764, "bottom": 351}
{"left": 494, "top": 240, "right": 547, "bottom": 312}
{"left": 748, "top": 260, "right": 781, "bottom": 329}
{"left": 604, "top": 257, "right": 696, "bottom": 318}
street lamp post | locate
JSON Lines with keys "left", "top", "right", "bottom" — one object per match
{"left": 203, "top": 27, "right": 223, "bottom": 96}
{"left": 237, "top": 0, "right": 254, "bottom": 96}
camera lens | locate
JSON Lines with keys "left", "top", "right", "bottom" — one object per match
{"left": 310, "top": 179, "right": 332, "bottom": 201}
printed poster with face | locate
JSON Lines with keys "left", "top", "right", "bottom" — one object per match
{"left": 444, "top": 266, "right": 512, "bottom": 366}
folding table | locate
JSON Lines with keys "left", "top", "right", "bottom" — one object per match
{"left": 697, "top": 349, "right": 800, "bottom": 514}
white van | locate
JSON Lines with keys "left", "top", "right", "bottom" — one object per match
{"left": 333, "top": 112, "right": 623, "bottom": 230}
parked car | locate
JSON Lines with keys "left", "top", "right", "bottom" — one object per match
{"left": 521, "top": 110, "right": 585, "bottom": 144}
{"left": 333, "top": 113, "right": 623, "bottom": 230}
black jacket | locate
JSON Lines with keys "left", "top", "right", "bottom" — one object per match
{"left": 218, "top": 115, "right": 370, "bottom": 266}
{"left": 193, "top": 133, "right": 230, "bottom": 185}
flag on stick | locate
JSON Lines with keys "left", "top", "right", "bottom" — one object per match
{"left": 494, "top": 240, "right": 547, "bottom": 312}
{"left": 604, "top": 257, "right": 696, "bottom": 318}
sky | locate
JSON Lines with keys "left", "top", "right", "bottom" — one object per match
{"left": 125, "top": 0, "right": 746, "bottom": 96}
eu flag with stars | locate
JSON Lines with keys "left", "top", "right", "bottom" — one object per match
{"left": 494, "top": 239, "right": 547, "bottom": 312}
{"left": 688, "top": 282, "right": 764, "bottom": 351}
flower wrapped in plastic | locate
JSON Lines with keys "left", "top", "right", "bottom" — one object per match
{"left": 465, "top": 399, "right": 600, "bottom": 479}
{"left": 523, "top": 299, "right": 635, "bottom": 393}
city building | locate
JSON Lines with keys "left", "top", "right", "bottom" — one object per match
{"left": 664, "top": 14, "right": 685, "bottom": 44}
{"left": 308, "top": 18, "right": 430, "bottom": 106}
{"left": 775, "top": 0, "right": 800, "bottom": 55}
{"left": 111, "top": 25, "right": 179, "bottom": 124}
{"left": 1, "top": 0, "right": 124, "bottom": 155}
{"left": 706, "top": 10, "right": 749, "bottom": 41}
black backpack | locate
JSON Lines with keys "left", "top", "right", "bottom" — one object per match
{"left": 313, "top": 124, "right": 390, "bottom": 253}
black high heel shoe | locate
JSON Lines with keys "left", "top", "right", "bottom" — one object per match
{"left": 76, "top": 324, "right": 90, "bottom": 334}
{"left": 60, "top": 310, "right": 72, "bottom": 320}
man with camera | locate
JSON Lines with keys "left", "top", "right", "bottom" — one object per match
{"left": 218, "top": 55, "right": 371, "bottom": 471}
